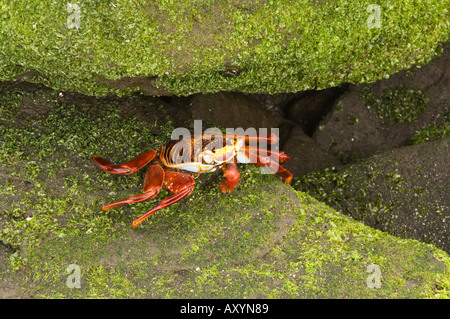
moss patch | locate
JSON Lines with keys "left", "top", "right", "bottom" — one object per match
{"left": 16, "top": 192, "right": 450, "bottom": 299}
{"left": 360, "top": 84, "right": 429, "bottom": 123}
{"left": 410, "top": 109, "right": 450, "bottom": 144}
{"left": 0, "top": 0, "right": 449, "bottom": 95}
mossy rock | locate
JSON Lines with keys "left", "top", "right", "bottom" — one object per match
{"left": 0, "top": 84, "right": 449, "bottom": 298}
{"left": 0, "top": 0, "right": 449, "bottom": 96}
{"left": 293, "top": 137, "right": 450, "bottom": 254}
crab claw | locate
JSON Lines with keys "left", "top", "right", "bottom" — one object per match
{"left": 279, "top": 152, "right": 290, "bottom": 164}
{"left": 92, "top": 149, "right": 158, "bottom": 175}
{"left": 221, "top": 161, "right": 239, "bottom": 193}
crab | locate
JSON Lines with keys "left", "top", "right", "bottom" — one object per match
{"left": 92, "top": 132, "right": 292, "bottom": 228}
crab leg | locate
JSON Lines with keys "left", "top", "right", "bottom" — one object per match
{"left": 92, "top": 149, "right": 158, "bottom": 175}
{"left": 231, "top": 133, "right": 279, "bottom": 145}
{"left": 132, "top": 170, "right": 195, "bottom": 228}
{"left": 275, "top": 166, "right": 293, "bottom": 184}
{"left": 221, "top": 161, "right": 240, "bottom": 193}
{"left": 102, "top": 164, "right": 164, "bottom": 210}
{"left": 240, "top": 146, "right": 290, "bottom": 164}
{"left": 237, "top": 150, "right": 292, "bottom": 184}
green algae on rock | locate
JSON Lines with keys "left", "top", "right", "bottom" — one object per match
{"left": 360, "top": 84, "right": 429, "bottom": 123}
{"left": 293, "top": 137, "right": 450, "bottom": 254}
{"left": 0, "top": 0, "right": 449, "bottom": 96}
{"left": 0, "top": 84, "right": 449, "bottom": 298}
{"left": 410, "top": 109, "right": 450, "bottom": 144}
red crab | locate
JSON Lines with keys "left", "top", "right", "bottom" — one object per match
{"left": 93, "top": 132, "right": 292, "bottom": 228}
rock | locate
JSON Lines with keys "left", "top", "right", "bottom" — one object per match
{"left": 313, "top": 42, "right": 450, "bottom": 162}
{"left": 189, "top": 92, "right": 342, "bottom": 177}
{"left": 282, "top": 125, "right": 343, "bottom": 177}
{"left": 1, "top": 81, "right": 449, "bottom": 298}
{"left": 286, "top": 86, "right": 347, "bottom": 135}
{"left": 1, "top": 1, "right": 448, "bottom": 96}
{"left": 100, "top": 76, "right": 172, "bottom": 96}
{"left": 294, "top": 137, "right": 450, "bottom": 253}
{"left": 243, "top": 91, "right": 309, "bottom": 116}
{"left": 190, "top": 92, "right": 287, "bottom": 133}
